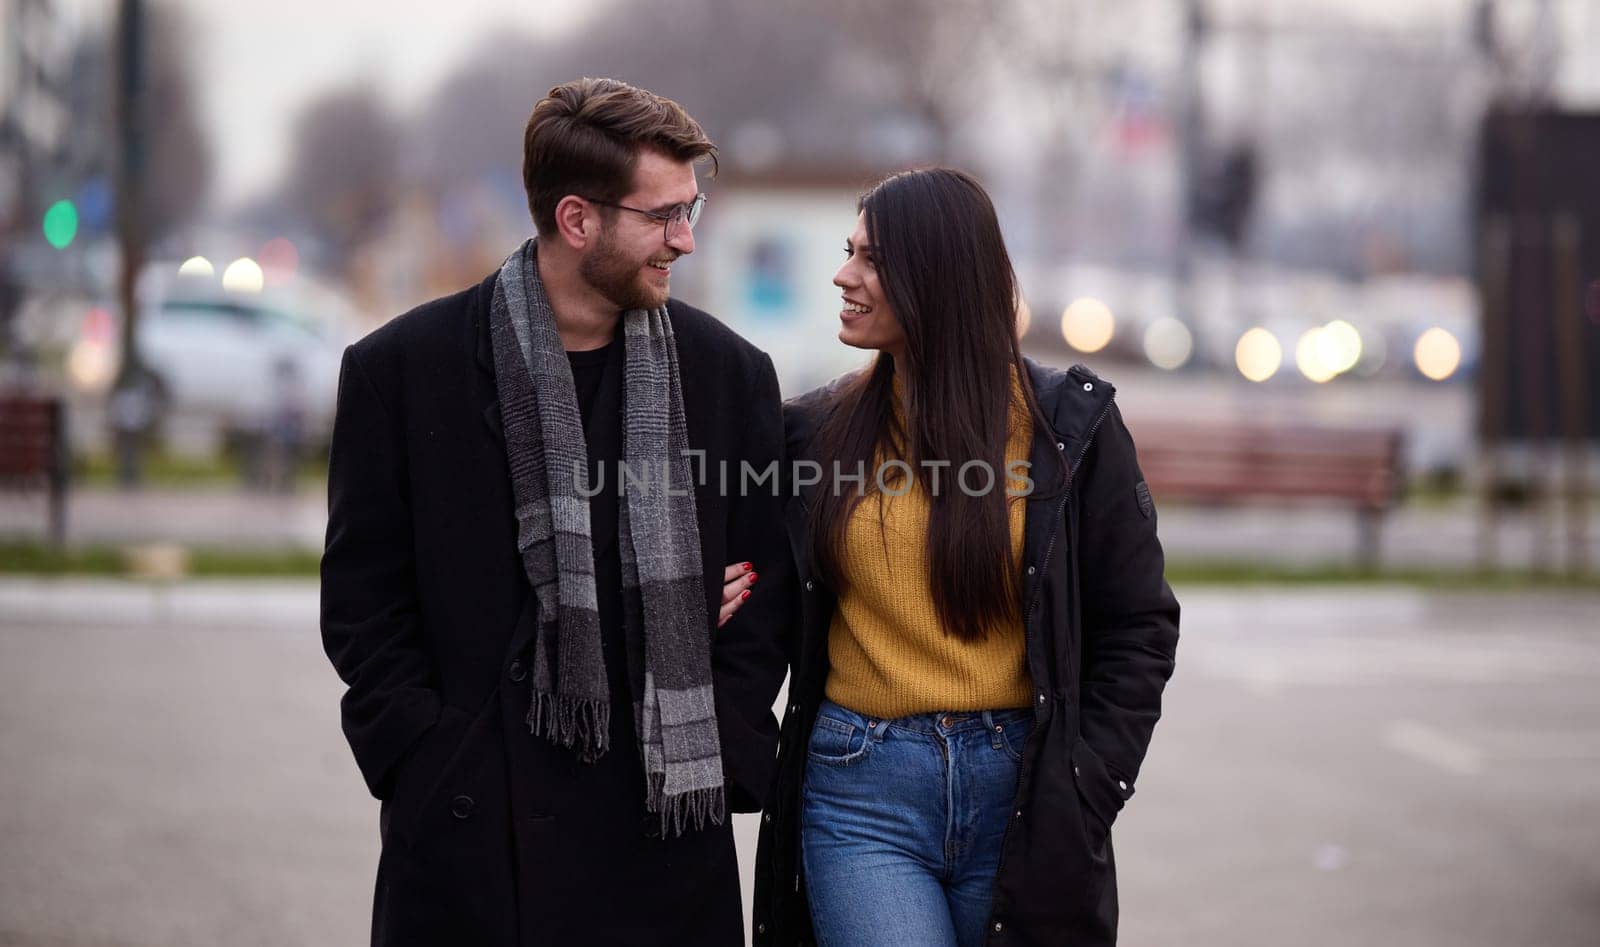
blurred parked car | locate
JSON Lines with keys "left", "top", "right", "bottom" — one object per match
{"left": 66, "top": 261, "right": 357, "bottom": 450}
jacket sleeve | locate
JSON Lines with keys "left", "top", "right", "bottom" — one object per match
{"left": 320, "top": 345, "right": 442, "bottom": 800}
{"left": 1073, "top": 402, "right": 1180, "bottom": 808}
{"left": 713, "top": 351, "right": 796, "bottom": 812}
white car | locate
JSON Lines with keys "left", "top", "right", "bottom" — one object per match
{"left": 68, "top": 262, "right": 357, "bottom": 445}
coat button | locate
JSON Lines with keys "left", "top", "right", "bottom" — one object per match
{"left": 805, "top": 580, "right": 815, "bottom": 591}
{"left": 1118, "top": 780, "right": 1129, "bottom": 791}
{"left": 508, "top": 659, "right": 526, "bottom": 682}
{"left": 757, "top": 923, "right": 766, "bottom": 934}
{"left": 764, "top": 813, "right": 772, "bottom": 822}
{"left": 450, "top": 795, "right": 474, "bottom": 819}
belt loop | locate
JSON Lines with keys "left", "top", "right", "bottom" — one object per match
{"left": 865, "top": 715, "right": 888, "bottom": 744}
{"left": 982, "top": 710, "right": 1004, "bottom": 749}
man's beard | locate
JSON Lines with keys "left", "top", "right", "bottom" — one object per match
{"left": 580, "top": 229, "right": 670, "bottom": 311}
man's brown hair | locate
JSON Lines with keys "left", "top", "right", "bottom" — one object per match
{"left": 522, "top": 77, "right": 718, "bottom": 237}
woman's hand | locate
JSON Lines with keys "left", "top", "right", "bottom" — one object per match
{"left": 719, "top": 561, "right": 760, "bottom": 628}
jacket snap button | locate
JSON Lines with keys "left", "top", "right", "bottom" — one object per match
{"left": 1055, "top": 441, "right": 1065, "bottom": 450}
{"left": 1037, "top": 693, "right": 1046, "bottom": 704}
{"left": 450, "top": 795, "right": 475, "bottom": 819}
{"left": 757, "top": 923, "right": 766, "bottom": 934}
{"left": 1082, "top": 382, "right": 1094, "bottom": 391}
{"left": 1026, "top": 565, "right": 1036, "bottom": 576}
{"left": 508, "top": 659, "right": 526, "bottom": 682}
{"left": 764, "top": 813, "right": 772, "bottom": 822}
{"left": 805, "top": 580, "right": 815, "bottom": 591}
{"left": 1119, "top": 780, "right": 1129, "bottom": 791}
{"left": 994, "top": 921, "right": 1004, "bottom": 932}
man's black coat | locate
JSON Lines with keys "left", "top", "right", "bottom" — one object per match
{"left": 320, "top": 270, "right": 792, "bottom": 946}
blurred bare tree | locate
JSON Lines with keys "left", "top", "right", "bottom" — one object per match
{"left": 61, "top": 0, "right": 213, "bottom": 247}
{"left": 141, "top": 3, "right": 213, "bottom": 244}
{"left": 810, "top": 0, "right": 1007, "bottom": 161}
{"left": 277, "top": 83, "right": 402, "bottom": 269}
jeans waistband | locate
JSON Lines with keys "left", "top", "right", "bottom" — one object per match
{"left": 819, "top": 698, "right": 1032, "bottom": 737}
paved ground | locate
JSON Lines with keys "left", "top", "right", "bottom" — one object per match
{"left": 1, "top": 580, "right": 1597, "bottom": 946}
{"left": 4, "top": 486, "right": 1599, "bottom": 572}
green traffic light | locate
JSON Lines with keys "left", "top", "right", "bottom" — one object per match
{"left": 43, "top": 199, "right": 79, "bottom": 249}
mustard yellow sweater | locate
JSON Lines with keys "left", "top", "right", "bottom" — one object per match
{"left": 824, "top": 375, "right": 1035, "bottom": 719}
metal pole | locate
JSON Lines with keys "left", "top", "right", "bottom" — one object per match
{"left": 1552, "top": 214, "right": 1588, "bottom": 575}
{"left": 1477, "top": 216, "right": 1510, "bottom": 572}
{"left": 1173, "top": 0, "right": 1205, "bottom": 355}
{"left": 112, "top": 0, "right": 148, "bottom": 487}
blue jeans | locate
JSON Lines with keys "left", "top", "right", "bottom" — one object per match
{"left": 801, "top": 698, "right": 1033, "bottom": 947}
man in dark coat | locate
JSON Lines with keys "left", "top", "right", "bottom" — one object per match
{"left": 321, "top": 78, "right": 791, "bottom": 946}
{"left": 755, "top": 361, "right": 1179, "bottom": 946}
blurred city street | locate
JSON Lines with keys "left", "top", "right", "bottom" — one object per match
{"left": 1, "top": 579, "right": 1597, "bottom": 946}
{"left": 4, "top": 0, "right": 1600, "bottom": 945}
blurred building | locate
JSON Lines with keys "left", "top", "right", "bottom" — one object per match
{"left": 680, "top": 167, "right": 878, "bottom": 397}
{"left": 0, "top": 0, "right": 77, "bottom": 353}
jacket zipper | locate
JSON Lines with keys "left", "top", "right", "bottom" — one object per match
{"left": 1022, "top": 394, "right": 1113, "bottom": 635}
{"left": 985, "top": 392, "right": 1112, "bottom": 945}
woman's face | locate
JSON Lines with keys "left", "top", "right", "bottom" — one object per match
{"left": 833, "top": 212, "right": 907, "bottom": 360}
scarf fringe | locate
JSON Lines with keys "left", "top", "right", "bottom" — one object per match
{"left": 526, "top": 690, "right": 611, "bottom": 763}
{"left": 645, "top": 772, "right": 726, "bottom": 838}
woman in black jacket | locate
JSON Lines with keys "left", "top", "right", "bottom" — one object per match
{"left": 753, "top": 168, "right": 1180, "bottom": 946}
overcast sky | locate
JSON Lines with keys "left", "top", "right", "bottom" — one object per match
{"left": 61, "top": 0, "right": 1598, "bottom": 209}
{"left": 67, "top": 0, "right": 596, "bottom": 205}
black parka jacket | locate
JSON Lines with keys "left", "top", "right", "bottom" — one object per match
{"left": 753, "top": 360, "right": 1180, "bottom": 946}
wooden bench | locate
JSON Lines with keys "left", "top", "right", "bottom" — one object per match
{"left": 1130, "top": 421, "right": 1405, "bottom": 567}
{"left": 0, "top": 393, "right": 69, "bottom": 546}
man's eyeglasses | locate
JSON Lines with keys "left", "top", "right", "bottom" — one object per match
{"left": 582, "top": 193, "right": 707, "bottom": 242}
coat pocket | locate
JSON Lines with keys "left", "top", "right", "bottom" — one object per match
{"left": 385, "top": 703, "right": 473, "bottom": 849}
{"left": 1070, "top": 737, "right": 1128, "bottom": 857}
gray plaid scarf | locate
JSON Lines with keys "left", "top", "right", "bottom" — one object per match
{"left": 488, "top": 238, "right": 724, "bottom": 837}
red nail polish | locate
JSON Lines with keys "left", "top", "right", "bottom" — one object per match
{"left": 749, "top": 572, "right": 759, "bottom": 584}
{"left": 741, "top": 589, "right": 751, "bottom": 600}
{"left": 742, "top": 562, "right": 753, "bottom": 572}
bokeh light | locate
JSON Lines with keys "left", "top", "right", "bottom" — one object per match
{"left": 1320, "top": 319, "right": 1363, "bottom": 374}
{"left": 1295, "top": 327, "right": 1338, "bottom": 383}
{"left": 1235, "top": 327, "right": 1282, "bottom": 382}
{"left": 259, "top": 237, "right": 300, "bottom": 286}
{"left": 1413, "top": 327, "right": 1461, "bottom": 381}
{"left": 221, "top": 257, "right": 265, "bottom": 294}
{"left": 1143, "top": 317, "right": 1193, "bottom": 370}
{"left": 42, "top": 199, "right": 78, "bottom": 249}
{"left": 1060, "top": 297, "right": 1115, "bottom": 353}
{"left": 178, "top": 256, "right": 215, "bottom": 278}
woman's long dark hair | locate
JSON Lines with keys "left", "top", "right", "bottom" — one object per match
{"left": 809, "top": 168, "right": 1058, "bottom": 643}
